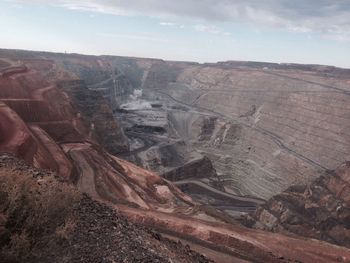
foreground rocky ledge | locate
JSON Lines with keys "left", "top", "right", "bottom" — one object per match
{"left": 0, "top": 155, "right": 212, "bottom": 263}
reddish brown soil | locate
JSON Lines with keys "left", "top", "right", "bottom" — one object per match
{"left": 0, "top": 65, "right": 27, "bottom": 78}
{"left": 0, "top": 103, "right": 36, "bottom": 163}
{"left": 121, "top": 205, "right": 350, "bottom": 263}
{"left": 35, "top": 121, "right": 85, "bottom": 143}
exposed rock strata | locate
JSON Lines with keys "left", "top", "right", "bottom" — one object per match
{"left": 163, "top": 156, "right": 216, "bottom": 181}
{"left": 244, "top": 162, "right": 350, "bottom": 248}
{"left": 43, "top": 52, "right": 350, "bottom": 200}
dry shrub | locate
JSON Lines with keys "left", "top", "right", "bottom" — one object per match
{"left": 55, "top": 216, "right": 76, "bottom": 240}
{"left": 6, "top": 231, "right": 30, "bottom": 261}
{"left": 0, "top": 164, "right": 81, "bottom": 261}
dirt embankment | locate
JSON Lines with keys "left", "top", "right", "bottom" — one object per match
{"left": 121, "top": 204, "right": 350, "bottom": 263}
{"left": 0, "top": 65, "right": 28, "bottom": 78}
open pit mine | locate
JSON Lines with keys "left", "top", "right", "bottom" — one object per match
{"left": 0, "top": 48, "right": 350, "bottom": 262}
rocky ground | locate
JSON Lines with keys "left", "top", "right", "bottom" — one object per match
{"left": 0, "top": 154, "right": 212, "bottom": 263}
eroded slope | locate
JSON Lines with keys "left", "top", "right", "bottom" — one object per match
{"left": 244, "top": 162, "right": 350, "bottom": 248}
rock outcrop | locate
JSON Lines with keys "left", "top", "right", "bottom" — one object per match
{"left": 244, "top": 162, "right": 350, "bottom": 248}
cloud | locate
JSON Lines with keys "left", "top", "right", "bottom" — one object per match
{"left": 194, "top": 25, "right": 220, "bottom": 34}
{"left": 159, "top": 21, "right": 185, "bottom": 29}
{"left": 159, "top": 22, "right": 176, "bottom": 26}
{"left": 12, "top": 0, "right": 350, "bottom": 41}
{"left": 194, "top": 24, "right": 231, "bottom": 36}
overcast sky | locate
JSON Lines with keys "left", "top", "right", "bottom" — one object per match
{"left": 1, "top": 0, "right": 350, "bottom": 67}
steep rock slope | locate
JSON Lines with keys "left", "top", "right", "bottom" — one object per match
{"left": 142, "top": 61, "right": 350, "bottom": 199}
{"left": 57, "top": 79, "right": 129, "bottom": 154}
{"left": 244, "top": 162, "right": 350, "bottom": 248}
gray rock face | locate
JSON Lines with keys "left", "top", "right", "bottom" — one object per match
{"left": 244, "top": 162, "right": 350, "bottom": 248}
{"left": 163, "top": 156, "right": 216, "bottom": 181}
{"left": 115, "top": 59, "right": 350, "bottom": 200}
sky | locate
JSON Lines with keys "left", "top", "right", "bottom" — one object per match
{"left": 1, "top": 0, "right": 350, "bottom": 68}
